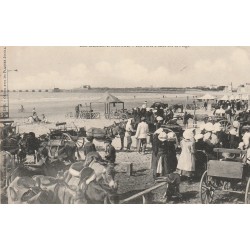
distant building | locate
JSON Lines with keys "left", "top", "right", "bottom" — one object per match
{"left": 208, "top": 84, "right": 218, "bottom": 89}
{"left": 237, "top": 83, "right": 250, "bottom": 93}
{"left": 82, "top": 85, "right": 91, "bottom": 90}
{"left": 224, "top": 83, "right": 233, "bottom": 93}
{"left": 53, "top": 88, "right": 61, "bottom": 92}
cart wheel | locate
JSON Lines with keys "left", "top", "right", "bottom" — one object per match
{"left": 199, "top": 170, "right": 215, "bottom": 204}
{"left": 219, "top": 120, "right": 231, "bottom": 131}
{"left": 244, "top": 178, "right": 250, "bottom": 204}
{"left": 62, "top": 133, "right": 72, "bottom": 141}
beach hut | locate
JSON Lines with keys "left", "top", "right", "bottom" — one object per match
{"left": 234, "top": 94, "right": 241, "bottom": 100}
{"left": 197, "top": 93, "right": 215, "bottom": 100}
{"left": 90, "top": 92, "right": 125, "bottom": 118}
{"left": 229, "top": 95, "right": 235, "bottom": 101}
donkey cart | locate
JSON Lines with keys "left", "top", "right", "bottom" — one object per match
{"left": 199, "top": 148, "right": 250, "bottom": 204}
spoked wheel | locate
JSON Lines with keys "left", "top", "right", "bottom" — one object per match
{"left": 219, "top": 120, "right": 231, "bottom": 131}
{"left": 62, "top": 133, "right": 72, "bottom": 142}
{"left": 199, "top": 171, "right": 215, "bottom": 204}
{"left": 76, "top": 138, "right": 84, "bottom": 149}
{"left": 244, "top": 178, "right": 250, "bottom": 204}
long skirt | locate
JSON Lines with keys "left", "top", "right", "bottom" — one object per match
{"left": 155, "top": 153, "right": 177, "bottom": 177}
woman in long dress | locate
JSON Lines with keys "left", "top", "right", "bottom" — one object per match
{"left": 151, "top": 126, "right": 164, "bottom": 177}
{"left": 177, "top": 129, "right": 195, "bottom": 178}
{"left": 152, "top": 131, "right": 177, "bottom": 177}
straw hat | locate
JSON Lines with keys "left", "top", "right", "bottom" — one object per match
{"left": 194, "top": 134, "right": 204, "bottom": 141}
{"left": 229, "top": 128, "right": 237, "bottom": 135}
{"left": 146, "top": 107, "right": 150, "bottom": 111}
{"left": 142, "top": 104, "right": 146, "bottom": 109}
{"left": 238, "top": 142, "right": 245, "bottom": 150}
{"left": 154, "top": 128, "right": 163, "bottom": 134}
{"left": 203, "top": 132, "right": 212, "bottom": 141}
{"left": 233, "top": 121, "right": 240, "bottom": 128}
{"left": 205, "top": 122, "right": 214, "bottom": 132}
{"left": 213, "top": 123, "right": 222, "bottom": 132}
{"left": 153, "top": 110, "right": 157, "bottom": 113}
{"left": 167, "top": 132, "right": 176, "bottom": 141}
{"left": 200, "top": 123, "right": 206, "bottom": 131}
{"left": 195, "top": 128, "right": 201, "bottom": 134}
{"left": 183, "top": 129, "right": 194, "bottom": 140}
{"left": 156, "top": 116, "right": 163, "bottom": 121}
{"left": 158, "top": 131, "right": 168, "bottom": 141}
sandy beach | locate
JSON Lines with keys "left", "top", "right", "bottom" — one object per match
{"left": 8, "top": 90, "right": 220, "bottom": 154}
{"left": 2, "top": 90, "right": 236, "bottom": 204}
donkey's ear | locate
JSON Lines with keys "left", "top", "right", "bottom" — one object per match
{"left": 9, "top": 187, "right": 18, "bottom": 201}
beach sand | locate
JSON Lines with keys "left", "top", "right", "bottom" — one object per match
{"left": 2, "top": 91, "right": 235, "bottom": 204}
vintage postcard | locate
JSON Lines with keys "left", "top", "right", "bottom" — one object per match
{"left": 1, "top": 46, "right": 250, "bottom": 204}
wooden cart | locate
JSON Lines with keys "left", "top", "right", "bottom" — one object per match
{"left": 199, "top": 148, "right": 250, "bottom": 204}
{"left": 49, "top": 122, "right": 86, "bottom": 149}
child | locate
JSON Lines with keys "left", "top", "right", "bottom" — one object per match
{"left": 83, "top": 136, "right": 96, "bottom": 157}
{"left": 104, "top": 138, "right": 116, "bottom": 164}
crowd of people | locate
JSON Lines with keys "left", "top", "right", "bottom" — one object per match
{"left": 151, "top": 118, "right": 250, "bottom": 182}
{"left": 98, "top": 100, "right": 250, "bottom": 185}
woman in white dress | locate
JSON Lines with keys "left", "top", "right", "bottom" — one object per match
{"left": 177, "top": 129, "right": 195, "bottom": 178}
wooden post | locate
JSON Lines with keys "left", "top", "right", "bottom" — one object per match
{"left": 142, "top": 194, "right": 148, "bottom": 204}
{"left": 193, "top": 99, "right": 196, "bottom": 128}
{"left": 127, "top": 163, "right": 133, "bottom": 176}
{"left": 120, "top": 182, "right": 167, "bottom": 204}
{"left": 108, "top": 103, "right": 110, "bottom": 119}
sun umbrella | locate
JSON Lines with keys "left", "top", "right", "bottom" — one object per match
{"left": 242, "top": 94, "right": 249, "bottom": 101}
{"left": 229, "top": 95, "right": 235, "bottom": 101}
{"left": 197, "top": 93, "right": 215, "bottom": 100}
{"left": 234, "top": 94, "right": 241, "bottom": 100}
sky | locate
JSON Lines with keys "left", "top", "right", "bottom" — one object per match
{"left": 3, "top": 46, "right": 250, "bottom": 90}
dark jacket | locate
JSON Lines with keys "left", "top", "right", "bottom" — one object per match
{"left": 83, "top": 142, "right": 96, "bottom": 156}
{"left": 105, "top": 144, "right": 116, "bottom": 163}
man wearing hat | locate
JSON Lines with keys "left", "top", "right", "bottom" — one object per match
{"left": 229, "top": 128, "right": 240, "bottom": 149}
{"left": 156, "top": 116, "right": 164, "bottom": 129}
{"left": 117, "top": 119, "right": 126, "bottom": 151}
{"left": 194, "top": 134, "right": 206, "bottom": 151}
{"left": 145, "top": 107, "right": 154, "bottom": 124}
{"left": 135, "top": 117, "right": 149, "bottom": 154}
{"left": 104, "top": 138, "right": 116, "bottom": 164}
{"left": 83, "top": 136, "right": 96, "bottom": 157}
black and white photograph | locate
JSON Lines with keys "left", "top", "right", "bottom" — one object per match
{"left": 1, "top": 46, "right": 250, "bottom": 204}
{"left": 1, "top": 1, "right": 250, "bottom": 250}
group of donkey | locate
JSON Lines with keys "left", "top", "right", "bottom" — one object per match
{"left": 1, "top": 123, "right": 121, "bottom": 204}
{"left": 6, "top": 152, "right": 118, "bottom": 204}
